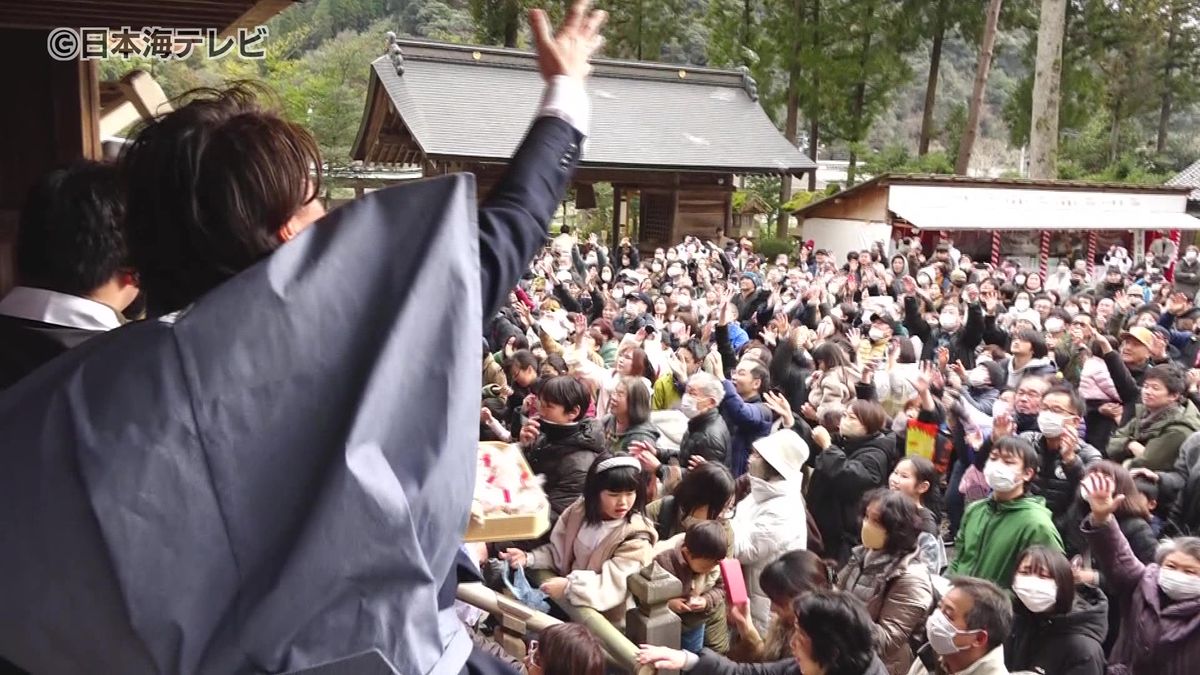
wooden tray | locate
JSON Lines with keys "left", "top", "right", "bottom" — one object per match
{"left": 464, "top": 442, "right": 550, "bottom": 543}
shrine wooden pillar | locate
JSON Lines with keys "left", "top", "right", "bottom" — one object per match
{"left": 0, "top": 28, "right": 102, "bottom": 295}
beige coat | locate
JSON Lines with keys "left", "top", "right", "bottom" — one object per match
{"left": 838, "top": 547, "right": 934, "bottom": 675}
{"left": 808, "top": 364, "right": 860, "bottom": 414}
{"left": 905, "top": 646, "right": 1009, "bottom": 675}
{"left": 527, "top": 499, "right": 657, "bottom": 624}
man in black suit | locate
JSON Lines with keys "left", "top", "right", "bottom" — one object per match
{"left": 0, "top": 4, "right": 606, "bottom": 675}
{"left": 0, "top": 161, "right": 140, "bottom": 390}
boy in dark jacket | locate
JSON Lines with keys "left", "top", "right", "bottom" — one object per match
{"left": 517, "top": 376, "right": 604, "bottom": 540}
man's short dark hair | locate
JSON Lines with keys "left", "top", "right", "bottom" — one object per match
{"left": 506, "top": 349, "right": 538, "bottom": 375}
{"left": 683, "top": 520, "right": 728, "bottom": 560}
{"left": 1014, "top": 329, "right": 1049, "bottom": 359}
{"left": 120, "top": 83, "right": 323, "bottom": 315}
{"left": 1043, "top": 383, "right": 1085, "bottom": 417}
{"left": 1145, "top": 364, "right": 1187, "bottom": 397}
{"left": 538, "top": 375, "right": 591, "bottom": 421}
{"left": 17, "top": 161, "right": 127, "bottom": 296}
{"left": 791, "top": 591, "right": 875, "bottom": 674}
{"left": 744, "top": 360, "right": 770, "bottom": 395}
{"left": 991, "top": 436, "right": 1040, "bottom": 477}
{"left": 949, "top": 576, "right": 1013, "bottom": 650}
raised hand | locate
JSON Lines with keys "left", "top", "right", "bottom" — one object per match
{"left": 519, "top": 418, "right": 541, "bottom": 445}
{"left": 530, "top": 1, "right": 607, "bottom": 83}
{"left": 630, "top": 440, "right": 661, "bottom": 473}
{"left": 763, "top": 391, "right": 794, "bottom": 428}
{"left": 812, "top": 425, "right": 832, "bottom": 450}
{"left": 1081, "top": 472, "right": 1125, "bottom": 523}
{"left": 965, "top": 283, "right": 980, "bottom": 304}
{"left": 1060, "top": 423, "right": 1080, "bottom": 465}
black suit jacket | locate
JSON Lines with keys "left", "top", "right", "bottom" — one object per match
{"left": 0, "top": 315, "right": 104, "bottom": 390}
{"left": 451, "top": 115, "right": 583, "bottom": 673}
{"left": 477, "top": 116, "right": 583, "bottom": 320}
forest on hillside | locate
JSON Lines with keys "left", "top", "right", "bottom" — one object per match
{"left": 101, "top": 0, "right": 1200, "bottom": 200}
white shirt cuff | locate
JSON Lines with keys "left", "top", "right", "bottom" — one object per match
{"left": 539, "top": 75, "right": 590, "bottom": 138}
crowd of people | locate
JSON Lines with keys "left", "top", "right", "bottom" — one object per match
{"left": 477, "top": 230, "right": 1200, "bottom": 674}
{"left": 2, "top": 2, "right": 1200, "bottom": 672}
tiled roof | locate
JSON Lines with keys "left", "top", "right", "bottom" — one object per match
{"left": 1167, "top": 159, "right": 1200, "bottom": 201}
{"left": 358, "top": 39, "right": 815, "bottom": 174}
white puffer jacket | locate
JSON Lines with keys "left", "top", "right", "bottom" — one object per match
{"left": 730, "top": 476, "right": 808, "bottom": 633}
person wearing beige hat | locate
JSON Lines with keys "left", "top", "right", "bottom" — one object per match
{"left": 729, "top": 429, "right": 810, "bottom": 633}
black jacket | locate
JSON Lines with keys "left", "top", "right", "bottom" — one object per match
{"left": 1019, "top": 431, "right": 1103, "bottom": 518}
{"left": 810, "top": 431, "right": 899, "bottom": 565}
{"left": 525, "top": 419, "right": 604, "bottom": 530}
{"left": 678, "top": 408, "right": 730, "bottom": 467}
{"left": 903, "top": 296, "right": 984, "bottom": 369}
{"left": 0, "top": 315, "right": 103, "bottom": 390}
{"left": 691, "top": 651, "right": 889, "bottom": 675}
{"left": 1004, "top": 583, "right": 1109, "bottom": 675}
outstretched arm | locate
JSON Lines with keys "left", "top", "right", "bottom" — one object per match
{"left": 477, "top": 3, "right": 607, "bottom": 319}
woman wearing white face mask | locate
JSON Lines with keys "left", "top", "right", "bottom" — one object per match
{"left": 1081, "top": 472, "right": 1200, "bottom": 673}
{"left": 1003, "top": 545, "right": 1107, "bottom": 675}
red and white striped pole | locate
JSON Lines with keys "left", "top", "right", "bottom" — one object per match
{"left": 1086, "top": 230, "right": 1097, "bottom": 277}
{"left": 1168, "top": 229, "right": 1182, "bottom": 281}
{"left": 991, "top": 231, "right": 1002, "bottom": 266}
{"left": 1039, "top": 230, "right": 1051, "bottom": 280}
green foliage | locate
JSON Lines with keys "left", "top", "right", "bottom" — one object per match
{"left": 862, "top": 145, "right": 955, "bottom": 176}
{"left": 578, "top": 183, "right": 615, "bottom": 240}
{"left": 601, "top": 0, "right": 688, "bottom": 61}
{"left": 755, "top": 237, "right": 794, "bottom": 259}
{"left": 469, "top": 0, "right": 526, "bottom": 46}
{"left": 782, "top": 190, "right": 820, "bottom": 212}
{"left": 742, "top": 175, "right": 784, "bottom": 234}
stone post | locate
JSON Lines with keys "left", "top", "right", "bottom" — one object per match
{"left": 626, "top": 562, "right": 683, "bottom": 672}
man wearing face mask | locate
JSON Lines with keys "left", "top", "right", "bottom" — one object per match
{"left": 1176, "top": 246, "right": 1200, "bottom": 300}
{"left": 901, "top": 277, "right": 984, "bottom": 369}
{"left": 674, "top": 372, "right": 731, "bottom": 469}
{"left": 908, "top": 577, "right": 1012, "bottom": 675}
{"left": 613, "top": 291, "right": 652, "bottom": 335}
{"left": 858, "top": 314, "right": 899, "bottom": 364}
{"left": 1006, "top": 384, "right": 1102, "bottom": 519}
{"left": 949, "top": 436, "right": 1063, "bottom": 588}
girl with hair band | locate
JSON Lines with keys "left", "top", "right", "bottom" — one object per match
{"left": 502, "top": 454, "right": 658, "bottom": 625}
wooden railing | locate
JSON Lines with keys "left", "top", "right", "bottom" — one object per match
{"left": 455, "top": 583, "right": 656, "bottom": 675}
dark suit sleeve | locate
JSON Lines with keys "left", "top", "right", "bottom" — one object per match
{"left": 477, "top": 117, "right": 584, "bottom": 320}
{"left": 1102, "top": 350, "right": 1141, "bottom": 405}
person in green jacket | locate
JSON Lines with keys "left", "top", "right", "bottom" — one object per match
{"left": 949, "top": 435, "right": 1064, "bottom": 588}
{"left": 1108, "top": 364, "right": 1200, "bottom": 471}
